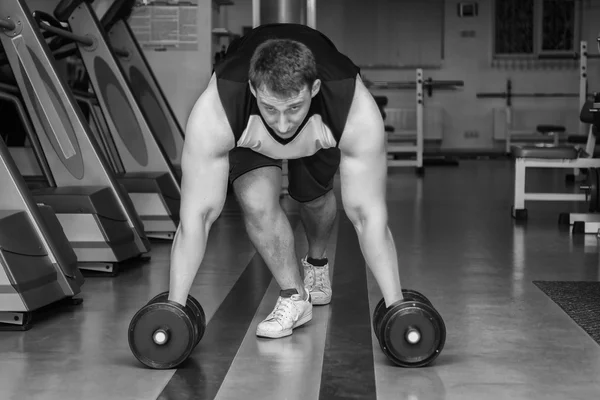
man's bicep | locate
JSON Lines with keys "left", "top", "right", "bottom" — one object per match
{"left": 339, "top": 77, "right": 389, "bottom": 215}
{"left": 339, "top": 140, "right": 387, "bottom": 217}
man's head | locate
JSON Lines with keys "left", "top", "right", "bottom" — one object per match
{"left": 249, "top": 39, "right": 321, "bottom": 139}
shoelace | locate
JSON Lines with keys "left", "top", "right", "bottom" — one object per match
{"left": 304, "top": 267, "right": 315, "bottom": 289}
{"left": 314, "top": 267, "right": 328, "bottom": 288}
{"left": 270, "top": 297, "right": 297, "bottom": 322}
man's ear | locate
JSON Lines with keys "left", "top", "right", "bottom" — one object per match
{"left": 249, "top": 80, "right": 257, "bottom": 97}
{"left": 311, "top": 79, "right": 321, "bottom": 98}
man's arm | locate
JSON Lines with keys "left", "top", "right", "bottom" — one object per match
{"left": 168, "top": 74, "right": 235, "bottom": 306}
{"left": 338, "top": 76, "right": 403, "bottom": 305}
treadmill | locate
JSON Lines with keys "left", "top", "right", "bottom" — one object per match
{"left": 37, "top": 0, "right": 181, "bottom": 240}
{"left": 0, "top": 115, "right": 84, "bottom": 330}
{"left": 0, "top": 0, "right": 151, "bottom": 276}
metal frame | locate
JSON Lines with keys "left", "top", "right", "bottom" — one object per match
{"left": 502, "top": 41, "right": 590, "bottom": 154}
{"left": 386, "top": 69, "right": 424, "bottom": 170}
{"left": 511, "top": 125, "right": 599, "bottom": 219}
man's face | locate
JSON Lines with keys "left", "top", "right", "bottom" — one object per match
{"left": 250, "top": 80, "right": 321, "bottom": 139}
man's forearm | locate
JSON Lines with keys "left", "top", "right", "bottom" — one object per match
{"left": 168, "top": 221, "right": 211, "bottom": 306}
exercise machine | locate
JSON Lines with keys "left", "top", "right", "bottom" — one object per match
{"left": 35, "top": 0, "right": 180, "bottom": 240}
{"left": 0, "top": 0, "right": 150, "bottom": 275}
{"left": 0, "top": 132, "right": 84, "bottom": 330}
{"left": 508, "top": 95, "right": 600, "bottom": 221}
{"left": 366, "top": 69, "right": 465, "bottom": 174}
{"left": 557, "top": 98, "right": 600, "bottom": 233}
{"left": 478, "top": 40, "right": 595, "bottom": 155}
{"left": 98, "top": 0, "right": 185, "bottom": 174}
{"left": 0, "top": 85, "right": 54, "bottom": 190}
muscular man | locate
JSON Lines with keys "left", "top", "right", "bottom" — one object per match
{"left": 168, "top": 23, "right": 403, "bottom": 339}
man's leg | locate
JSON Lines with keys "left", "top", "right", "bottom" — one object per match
{"left": 233, "top": 166, "right": 306, "bottom": 297}
{"left": 299, "top": 190, "right": 337, "bottom": 260}
{"left": 232, "top": 162, "right": 312, "bottom": 339}
{"left": 288, "top": 148, "right": 340, "bottom": 305}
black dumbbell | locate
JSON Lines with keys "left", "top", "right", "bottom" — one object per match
{"left": 128, "top": 292, "right": 207, "bottom": 369}
{"left": 373, "top": 292, "right": 446, "bottom": 367}
{"left": 402, "top": 288, "right": 433, "bottom": 307}
{"left": 372, "top": 289, "right": 433, "bottom": 341}
{"left": 147, "top": 291, "right": 206, "bottom": 346}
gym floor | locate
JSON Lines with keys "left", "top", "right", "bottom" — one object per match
{"left": 1, "top": 159, "right": 600, "bottom": 400}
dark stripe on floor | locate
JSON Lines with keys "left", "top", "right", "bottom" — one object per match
{"left": 157, "top": 215, "right": 299, "bottom": 400}
{"left": 319, "top": 212, "right": 377, "bottom": 400}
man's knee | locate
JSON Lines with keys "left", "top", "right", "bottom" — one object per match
{"left": 233, "top": 167, "right": 282, "bottom": 222}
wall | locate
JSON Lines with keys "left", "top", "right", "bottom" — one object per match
{"left": 219, "top": 0, "right": 600, "bottom": 152}
{"left": 25, "top": 0, "right": 213, "bottom": 129}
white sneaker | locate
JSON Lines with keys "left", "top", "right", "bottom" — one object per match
{"left": 256, "top": 291, "right": 312, "bottom": 339}
{"left": 302, "top": 256, "right": 332, "bottom": 305}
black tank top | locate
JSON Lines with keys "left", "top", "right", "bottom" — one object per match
{"left": 214, "top": 24, "right": 360, "bottom": 159}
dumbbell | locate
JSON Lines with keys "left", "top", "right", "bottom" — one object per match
{"left": 372, "top": 289, "right": 446, "bottom": 368}
{"left": 372, "top": 289, "right": 433, "bottom": 336}
{"left": 128, "top": 292, "right": 206, "bottom": 369}
{"left": 147, "top": 292, "right": 206, "bottom": 346}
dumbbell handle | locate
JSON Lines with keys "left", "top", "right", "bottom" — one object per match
{"left": 405, "top": 326, "right": 421, "bottom": 344}
{"left": 153, "top": 328, "right": 170, "bottom": 345}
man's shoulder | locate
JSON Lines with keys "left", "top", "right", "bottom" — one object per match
{"left": 187, "top": 74, "right": 234, "bottom": 147}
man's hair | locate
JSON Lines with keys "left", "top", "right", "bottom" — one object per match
{"left": 249, "top": 39, "right": 317, "bottom": 97}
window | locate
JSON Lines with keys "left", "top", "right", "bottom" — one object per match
{"left": 494, "top": 0, "right": 579, "bottom": 57}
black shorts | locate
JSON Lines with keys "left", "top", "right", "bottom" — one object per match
{"left": 229, "top": 147, "right": 341, "bottom": 203}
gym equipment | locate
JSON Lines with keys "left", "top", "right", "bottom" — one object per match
{"left": 128, "top": 293, "right": 206, "bottom": 369}
{"left": 38, "top": 1, "right": 181, "bottom": 240}
{"left": 372, "top": 292, "right": 446, "bottom": 368}
{"left": 0, "top": 133, "right": 84, "bottom": 330}
{"left": 559, "top": 167, "right": 600, "bottom": 234}
{"left": 147, "top": 291, "right": 206, "bottom": 346}
{"left": 477, "top": 41, "right": 594, "bottom": 153}
{"left": 510, "top": 95, "right": 600, "bottom": 221}
{"left": 372, "top": 289, "right": 433, "bottom": 335}
{"left": 0, "top": 85, "right": 54, "bottom": 188}
{"left": 128, "top": 301, "right": 197, "bottom": 369}
{"left": 366, "top": 69, "right": 465, "bottom": 174}
{"left": 98, "top": 0, "right": 185, "bottom": 174}
{"left": 0, "top": 0, "right": 150, "bottom": 275}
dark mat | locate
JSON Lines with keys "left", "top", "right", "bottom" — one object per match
{"left": 533, "top": 281, "right": 600, "bottom": 345}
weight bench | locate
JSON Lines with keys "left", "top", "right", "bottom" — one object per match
{"left": 511, "top": 96, "right": 600, "bottom": 220}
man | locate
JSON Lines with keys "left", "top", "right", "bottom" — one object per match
{"left": 168, "top": 23, "right": 404, "bottom": 339}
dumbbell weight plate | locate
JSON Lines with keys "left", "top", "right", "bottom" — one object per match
{"left": 372, "top": 289, "right": 433, "bottom": 341}
{"left": 128, "top": 301, "right": 197, "bottom": 369}
{"left": 372, "top": 298, "right": 387, "bottom": 341}
{"left": 148, "top": 292, "right": 206, "bottom": 346}
{"left": 402, "top": 289, "right": 433, "bottom": 307}
{"left": 186, "top": 295, "right": 206, "bottom": 344}
{"left": 378, "top": 300, "right": 446, "bottom": 368}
